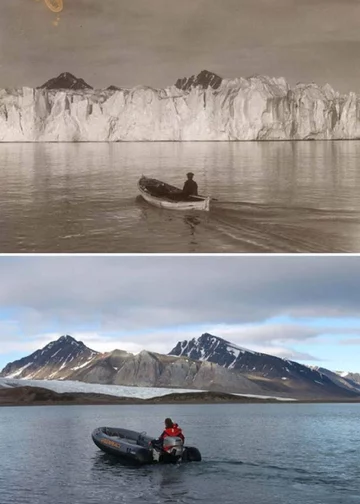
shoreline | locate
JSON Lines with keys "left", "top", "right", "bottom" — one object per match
{"left": 1, "top": 139, "right": 360, "bottom": 144}
{"left": 1, "top": 386, "right": 359, "bottom": 407}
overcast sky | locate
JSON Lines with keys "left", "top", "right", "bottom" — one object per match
{"left": 1, "top": 255, "right": 360, "bottom": 373}
{"left": 2, "top": 0, "right": 360, "bottom": 92}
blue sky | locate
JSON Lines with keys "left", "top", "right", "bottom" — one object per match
{"left": 1, "top": 255, "right": 360, "bottom": 373}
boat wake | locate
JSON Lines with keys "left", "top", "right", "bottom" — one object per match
{"left": 192, "top": 201, "right": 359, "bottom": 253}
{"left": 130, "top": 195, "right": 360, "bottom": 253}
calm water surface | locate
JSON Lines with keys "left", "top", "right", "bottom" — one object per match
{"left": 1, "top": 142, "right": 360, "bottom": 252}
{"left": 0, "top": 403, "right": 359, "bottom": 504}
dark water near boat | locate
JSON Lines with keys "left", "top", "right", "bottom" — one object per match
{"left": 0, "top": 403, "right": 359, "bottom": 504}
{"left": 1, "top": 141, "right": 360, "bottom": 252}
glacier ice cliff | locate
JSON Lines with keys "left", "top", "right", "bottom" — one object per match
{"left": 1, "top": 71, "right": 360, "bottom": 141}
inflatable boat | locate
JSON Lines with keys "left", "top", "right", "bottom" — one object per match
{"left": 91, "top": 426, "right": 202, "bottom": 465}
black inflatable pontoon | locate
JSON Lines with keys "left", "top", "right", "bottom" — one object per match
{"left": 92, "top": 426, "right": 202, "bottom": 465}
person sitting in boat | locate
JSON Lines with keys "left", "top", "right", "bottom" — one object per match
{"left": 152, "top": 418, "right": 185, "bottom": 449}
{"left": 182, "top": 172, "right": 198, "bottom": 198}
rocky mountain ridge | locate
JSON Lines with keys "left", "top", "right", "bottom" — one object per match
{"left": 0, "top": 336, "right": 264, "bottom": 396}
{"left": 169, "top": 333, "right": 360, "bottom": 397}
{"left": 0, "top": 335, "right": 99, "bottom": 380}
{"left": 1, "top": 334, "right": 359, "bottom": 400}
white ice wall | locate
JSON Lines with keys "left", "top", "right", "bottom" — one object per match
{"left": 1, "top": 76, "right": 359, "bottom": 141}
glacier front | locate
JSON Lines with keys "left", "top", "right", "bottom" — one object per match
{"left": 1, "top": 72, "right": 360, "bottom": 141}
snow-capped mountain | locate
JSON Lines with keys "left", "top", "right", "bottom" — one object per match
{"left": 1, "top": 334, "right": 359, "bottom": 399}
{"left": 0, "top": 335, "right": 99, "bottom": 380}
{"left": 1, "top": 70, "right": 360, "bottom": 141}
{"left": 169, "top": 333, "right": 359, "bottom": 398}
{"left": 0, "top": 336, "right": 265, "bottom": 396}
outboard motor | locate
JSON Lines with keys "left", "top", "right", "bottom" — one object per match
{"left": 162, "top": 436, "right": 184, "bottom": 461}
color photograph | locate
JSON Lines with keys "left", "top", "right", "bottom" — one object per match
{"left": 0, "top": 255, "right": 360, "bottom": 503}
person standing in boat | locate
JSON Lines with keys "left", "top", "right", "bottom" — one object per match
{"left": 182, "top": 172, "right": 198, "bottom": 198}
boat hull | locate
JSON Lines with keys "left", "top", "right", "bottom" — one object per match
{"left": 92, "top": 426, "right": 202, "bottom": 465}
{"left": 138, "top": 176, "right": 210, "bottom": 212}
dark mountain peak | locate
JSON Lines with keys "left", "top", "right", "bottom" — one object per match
{"left": 58, "top": 334, "right": 75, "bottom": 343}
{"left": 59, "top": 72, "right": 77, "bottom": 80}
{"left": 198, "top": 332, "right": 228, "bottom": 345}
{"left": 44, "top": 334, "right": 86, "bottom": 350}
{"left": 169, "top": 332, "right": 251, "bottom": 367}
{"left": 107, "top": 85, "right": 121, "bottom": 91}
{"left": 175, "top": 70, "right": 223, "bottom": 91}
{"left": 174, "top": 332, "right": 221, "bottom": 348}
{"left": 0, "top": 335, "right": 98, "bottom": 380}
{"left": 200, "top": 332, "right": 218, "bottom": 339}
{"left": 39, "top": 72, "right": 93, "bottom": 90}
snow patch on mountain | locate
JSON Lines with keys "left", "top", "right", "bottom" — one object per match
{"left": 5, "top": 362, "right": 33, "bottom": 379}
{"left": 71, "top": 361, "right": 93, "bottom": 371}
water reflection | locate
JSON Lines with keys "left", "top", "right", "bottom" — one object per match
{"left": 2, "top": 141, "right": 360, "bottom": 252}
{"left": 91, "top": 451, "right": 191, "bottom": 503}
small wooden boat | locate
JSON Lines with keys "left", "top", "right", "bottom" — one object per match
{"left": 138, "top": 176, "right": 211, "bottom": 211}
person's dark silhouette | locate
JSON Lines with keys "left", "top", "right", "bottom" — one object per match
{"left": 182, "top": 172, "right": 198, "bottom": 198}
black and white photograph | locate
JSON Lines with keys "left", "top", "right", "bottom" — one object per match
{"left": 2, "top": 1, "right": 360, "bottom": 252}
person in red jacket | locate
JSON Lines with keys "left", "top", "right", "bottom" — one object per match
{"left": 159, "top": 418, "right": 185, "bottom": 443}
{"left": 152, "top": 418, "right": 185, "bottom": 450}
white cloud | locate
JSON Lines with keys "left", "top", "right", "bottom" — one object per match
{"left": 1, "top": 255, "right": 360, "bottom": 368}
{"left": 1, "top": 255, "right": 360, "bottom": 331}
{"left": 10, "top": 322, "right": 322, "bottom": 362}
{"left": 340, "top": 338, "right": 360, "bottom": 345}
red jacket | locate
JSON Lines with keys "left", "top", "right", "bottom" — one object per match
{"left": 160, "top": 423, "right": 185, "bottom": 443}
